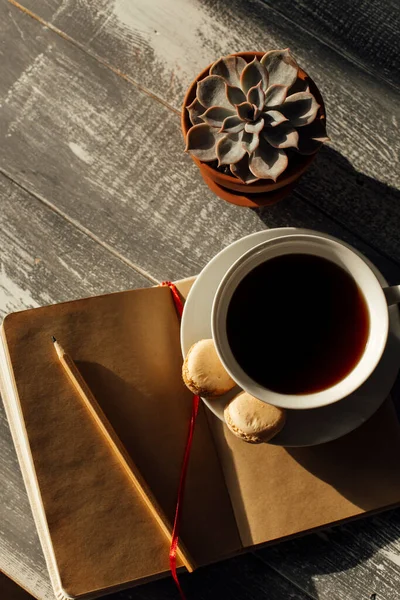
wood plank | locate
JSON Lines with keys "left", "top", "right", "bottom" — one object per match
{"left": 292, "top": 146, "right": 400, "bottom": 271}
{"left": 256, "top": 510, "right": 400, "bottom": 600}
{"left": 3, "top": 0, "right": 400, "bottom": 276}
{"left": 259, "top": 0, "right": 400, "bottom": 90}
{"left": 10, "top": 0, "right": 399, "bottom": 186}
{"left": 0, "top": 178, "right": 151, "bottom": 319}
{"left": 127, "top": 554, "right": 313, "bottom": 600}
{"left": 0, "top": 1, "right": 400, "bottom": 285}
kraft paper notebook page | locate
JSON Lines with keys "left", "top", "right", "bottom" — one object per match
{"left": 0, "top": 285, "right": 241, "bottom": 600}
{"left": 2, "top": 283, "right": 400, "bottom": 600}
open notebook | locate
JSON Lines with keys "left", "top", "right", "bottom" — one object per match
{"left": 2, "top": 279, "right": 400, "bottom": 600}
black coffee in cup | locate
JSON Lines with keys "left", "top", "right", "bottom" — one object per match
{"left": 226, "top": 254, "right": 369, "bottom": 395}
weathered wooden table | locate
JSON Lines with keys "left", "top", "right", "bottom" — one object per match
{"left": 1, "top": 0, "right": 399, "bottom": 598}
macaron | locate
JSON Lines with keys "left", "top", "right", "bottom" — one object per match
{"left": 182, "top": 339, "right": 236, "bottom": 397}
{"left": 224, "top": 391, "right": 286, "bottom": 443}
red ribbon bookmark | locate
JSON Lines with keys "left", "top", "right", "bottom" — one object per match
{"left": 161, "top": 282, "right": 200, "bottom": 599}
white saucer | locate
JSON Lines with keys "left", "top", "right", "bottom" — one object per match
{"left": 181, "top": 228, "right": 400, "bottom": 447}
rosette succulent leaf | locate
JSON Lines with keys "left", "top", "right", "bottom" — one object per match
{"left": 185, "top": 49, "right": 329, "bottom": 183}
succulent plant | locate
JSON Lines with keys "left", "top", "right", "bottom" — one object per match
{"left": 185, "top": 49, "right": 328, "bottom": 183}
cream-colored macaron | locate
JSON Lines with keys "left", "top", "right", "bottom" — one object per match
{"left": 182, "top": 339, "right": 236, "bottom": 397}
{"left": 224, "top": 391, "right": 286, "bottom": 443}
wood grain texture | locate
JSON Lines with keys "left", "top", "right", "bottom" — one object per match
{"left": 11, "top": 0, "right": 399, "bottom": 180}
{"left": 257, "top": 511, "right": 400, "bottom": 600}
{"left": 0, "top": 177, "right": 151, "bottom": 319}
{"left": 259, "top": 0, "right": 400, "bottom": 90}
{"left": 3, "top": 0, "right": 400, "bottom": 276}
{"left": 0, "top": 1, "right": 399, "bottom": 283}
{"left": 112, "top": 554, "right": 312, "bottom": 600}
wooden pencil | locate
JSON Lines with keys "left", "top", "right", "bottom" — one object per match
{"left": 52, "top": 336, "right": 194, "bottom": 573}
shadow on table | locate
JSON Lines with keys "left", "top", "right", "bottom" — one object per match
{"left": 255, "top": 144, "right": 400, "bottom": 286}
{"left": 102, "top": 515, "right": 400, "bottom": 600}
{"left": 256, "top": 508, "right": 400, "bottom": 600}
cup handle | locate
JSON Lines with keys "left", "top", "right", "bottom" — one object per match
{"left": 383, "top": 285, "right": 400, "bottom": 306}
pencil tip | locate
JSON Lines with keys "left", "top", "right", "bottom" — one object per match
{"left": 52, "top": 336, "right": 57, "bottom": 343}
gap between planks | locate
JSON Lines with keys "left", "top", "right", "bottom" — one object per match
{"left": 5, "top": 0, "right": 400, "bottom": 283}
{"left": 4, "top": 0, "right": 400, "bottom": 264}
{"left": 0, "top": 168, "right": 159, "bottom": 285}
{"left": 7, "top": 0, "right": 400, "bottom": 256}
{"left": 7, "top": 0, "right": 180, "bottom": 116}
{"left": 8, "top": 0, "right": 398, "bottom": 122}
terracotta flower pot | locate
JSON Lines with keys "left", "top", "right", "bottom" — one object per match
{"left": 181, "top": 51, "right": 326, "bottom": 208}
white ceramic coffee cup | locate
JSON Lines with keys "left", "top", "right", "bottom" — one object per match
{"left": 212, "top": 233, "right": 398, "bottom": 410}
